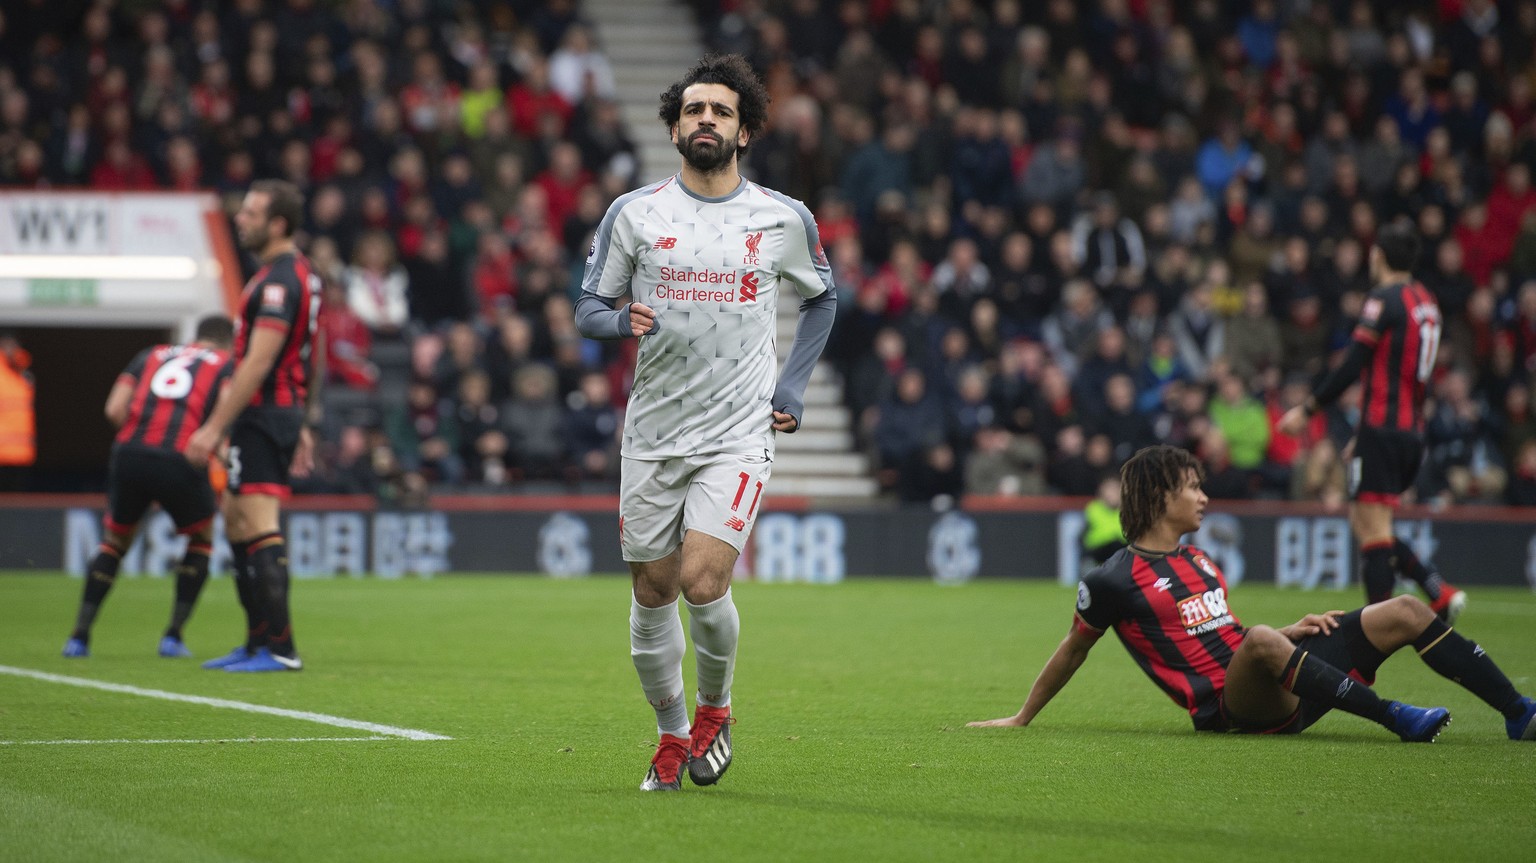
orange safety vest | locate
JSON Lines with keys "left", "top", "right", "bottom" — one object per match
{"left": 0, "top": 360, "right": 36, "bottom": 466}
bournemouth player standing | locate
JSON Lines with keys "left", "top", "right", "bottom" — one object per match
{"left": 574, "top": 55, "right": 836, "bottom": 790}
{"left": 1279, "top": 223, "right": 1465, "bottom": 620}
{"left": 63, "top": 316, "right": 235, "bottom": 659}
{"left": 969, "top": 445, "right": 1536, "bottom": 742}
{"left": 187, "top": 179, "right": 323, "bottom": 673}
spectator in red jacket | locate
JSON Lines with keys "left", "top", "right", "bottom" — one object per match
{"left": 1454, "top": 203, "right": 1499, "bottom": 287}
{"left": 1485, "top": 165, "right": 1536, "bottom": 265}
{"left": 320, "top": 282, "right": 379, "bottom": 392}
{"left": 472, "top": 232, "right": 519, "bottom": 323}
{"left": 533, "top": 142, "right": 592, "bottom": 233}
{"left": 89, "top": 139, "right": 157, "bottom": 190}
{"left": 507, "top": 57, "right": 572, "bottom": 139}
{"left": 398, "top": 52, "right": 461, "bottom": 137}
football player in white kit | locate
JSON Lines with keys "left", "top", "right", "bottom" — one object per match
{"left": 574, "top": 54, "right": 836, "bottom": 791}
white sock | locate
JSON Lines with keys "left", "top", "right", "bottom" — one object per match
{"left": 630, "top": 598, "right": 689, "bottom": 738}
{"left": 686, "top": 588, "right": 739, "bottom": 708}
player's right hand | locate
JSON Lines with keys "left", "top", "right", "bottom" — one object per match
{"left": 290, "top": 426, "right": 316, "bottom": 479}
{"left": 1281, "top": 610, "right": 1345, "bottom": 640}
{"left": 185, "top": 425, "right": 219, "bottom": 468}
{"left": 628, "top": 302, "right": 658, "bottom": 337}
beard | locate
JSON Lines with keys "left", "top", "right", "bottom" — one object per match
{"left": 238, "top": 224, "right": 270, "bottom": 252}
{"left": 676, "top": 129, "right": 737, "bottom": 174}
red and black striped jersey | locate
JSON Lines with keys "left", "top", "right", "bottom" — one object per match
{"left": 1073, "top": 546, "right": 1247, "bottom": 728}
{"left": 236, "top": 250, "right": 320, "bottom": 409}
{"left": 115, "top": 344, "right": 233, "bottom": 453}
{"left": 1352, "top": 281, "right": 1441, "bottom": 433}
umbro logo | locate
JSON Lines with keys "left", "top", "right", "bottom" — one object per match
{"left": 1153, "top": 577, "right": 1172, "bottom": 592}
{"left": 739, "top": 272, "right": 758, "bottom": 302}
{"left": 725, "top": 516, "right": 745, "bottom": 531}
{"left": 653, "top": 237, "right": 678, "bottom": 250}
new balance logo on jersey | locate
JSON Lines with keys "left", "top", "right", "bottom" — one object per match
{"left": 653, "top": 237, "right": 678, "bottom": 250}
{"left": 743, "top": 231, "right": 762, "bottom": 265}
{"left": 739, "top": 272, "right": 759, "bottom": 302}
{"left": 724, "top": 516, "right": 746, "bottom": 531}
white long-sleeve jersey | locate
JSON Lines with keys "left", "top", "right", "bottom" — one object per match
{"left": 579, "top": 175, "right": 835, "bottom": 460}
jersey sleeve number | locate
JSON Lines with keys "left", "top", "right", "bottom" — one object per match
{"left": 1417, "top": 319, "right": 1441, "bottom": 383}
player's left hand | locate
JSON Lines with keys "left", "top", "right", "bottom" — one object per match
{"left": 1277, "top": 405, "right": 1310, "bottom": 437}
{"left": 290, "top": 426, "right": 316, "bottom": 479}
{"left": 771, "top": 410, "right": 799, "bottom": 433}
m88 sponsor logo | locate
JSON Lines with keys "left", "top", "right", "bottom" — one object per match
{"left": 1176, "top": 587, "right": 1231, "bottom": 633}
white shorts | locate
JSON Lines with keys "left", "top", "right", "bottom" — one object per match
{"left": 619, "top": 452, "right": 773, "bottom": 562}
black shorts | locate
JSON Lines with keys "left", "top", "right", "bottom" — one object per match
{"left": 1349, "top": 426, "right": 1425, "bottom": 507}
{"left": 1207, "top": 609, "right": 1388, "bottom": 735}
{"left": 227, "top": 407, "right": 303, "bottom": 499}
{"left": 106, "top": 444, "right": 217, "bottom": 535}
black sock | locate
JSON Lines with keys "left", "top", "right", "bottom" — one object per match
{"left": 165, "top": 541, "right": 211, "bottom": 640}
{"left": 1413, "top": 619, "right": 1525, "bottom": 720}
{"left": 1281, "top": 646, "right": 1396, "bottom": 728}
{"left": 250, "top": 534, "right": 296, "bottom": 658}
{"left": 230, "top": 539, "right": 266, "bottom": 652}
{"left": 72, "top": 543, "right": 125, "bottom": 641}
{"left": 1360, "top": 542, "right": 1396, "bottom": 605}
{"left": 1392, "top": 539, "right": 1447, "bottom": 603}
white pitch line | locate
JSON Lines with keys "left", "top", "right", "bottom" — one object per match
{"left": 0, "top": 665, "right": 452, "bottom": 741}
{"left": 1, "top": 737, "right": 394, "bottom": 746}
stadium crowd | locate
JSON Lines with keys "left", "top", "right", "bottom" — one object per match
{"left": 2, "top": 0, "right": 1535, "bottom": 507}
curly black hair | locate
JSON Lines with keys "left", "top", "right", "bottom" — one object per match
{"left": 658, "top": 54, "right": 770, "bottom": 153}
{"left": 1119, "top": 445, "right": 1205, "bottom": 543}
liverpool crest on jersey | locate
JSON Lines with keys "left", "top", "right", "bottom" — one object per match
{"left": 743, "top": 230, "right": 762, "bottom": 265}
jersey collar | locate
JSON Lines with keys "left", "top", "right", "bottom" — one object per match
{"left": 675, "top": 174, "right": 748, "bottom": 203}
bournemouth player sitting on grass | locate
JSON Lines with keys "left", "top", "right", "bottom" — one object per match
{"left": 64, "top": 315, "right": 235, "bottom": 659}
{"left": 969, "top": 445, "right": 1536, "bottom": 742}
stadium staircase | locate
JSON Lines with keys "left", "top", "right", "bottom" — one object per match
{"left": 771, "top": 309, "right": 877, "bottom": 498}
{"left": 585, "top": 0, "right": 878, "bottom": 499}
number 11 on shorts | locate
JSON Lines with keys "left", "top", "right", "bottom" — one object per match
{"left": 731, "top": 471, "right": 763, "bottom": 519}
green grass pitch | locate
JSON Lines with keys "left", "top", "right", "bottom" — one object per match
{"left": 2, "top": 572, "right": 1534, "bottom": 862}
